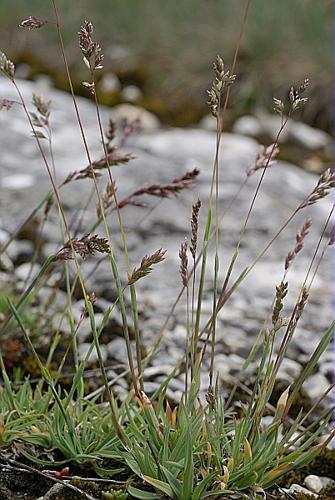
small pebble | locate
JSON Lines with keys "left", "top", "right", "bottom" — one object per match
{"left": 15, "top": 262, "right": 41, "bottom": 282}
{"left": 78, "top": 342, "right": 108, "bottom": 364}
{"left": 304, "top": 475, "right": 323, "bottom": 494}
{"left": 287, "top": 483, "right": 318, "bottom": 498}
{"left": 303, "top": 373, "right": 331, "bottom": 401}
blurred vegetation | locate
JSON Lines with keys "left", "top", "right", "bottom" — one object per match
{"left": 0, "top": 0, "right": 332, "bottom": 129}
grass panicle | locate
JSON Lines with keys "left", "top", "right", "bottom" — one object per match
{"left": 55, "top": 234, "right": 110, "bottom": 261}
{"left": 19, "top": 16, "right": 48, "bottom": 30}
{"left": 128, "top": 249, "right": 167, "bottom": 285}
{"left": 285, "top": 218, "right": 312, "bottom": 271}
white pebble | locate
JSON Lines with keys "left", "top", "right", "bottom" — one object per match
{"left": 304, "top": 475, "right": 323, "bottom": 494}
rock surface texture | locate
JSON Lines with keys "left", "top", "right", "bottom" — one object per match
{"left": 0, "top": 78, "right": 333, "bottom": 402}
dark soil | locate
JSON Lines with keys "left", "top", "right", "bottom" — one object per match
{"left": 1, "top": 449, "right": 335, "bottom": 499}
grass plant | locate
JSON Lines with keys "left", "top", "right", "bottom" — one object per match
{"left": 0, "top": 1, "right": 334, "bottom": 498}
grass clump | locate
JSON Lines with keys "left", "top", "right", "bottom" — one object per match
{"left": 0, "top": 2, "right": 334, "bottom": 499}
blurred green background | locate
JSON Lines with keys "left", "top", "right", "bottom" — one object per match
{"left": 0, "top": 0, "right": 333, "bottom": 130}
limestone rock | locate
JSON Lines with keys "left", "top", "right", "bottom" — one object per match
{"left": 111, "top": 103, "right": 160, "bottom": 130}
{"left": 303, "top": 373, "right": 331, "bottom": 401}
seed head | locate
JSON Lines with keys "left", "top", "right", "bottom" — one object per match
{"left": 117, "top": 170, "right": 199, "bottom": 210}
{"left": 289, "top": 78, "right": 310, "bottom": 112}
{"left": 190, "top": 199, "right": 201, "bottom": 259}
{"left": 19, "top": 16, "right": 48, "bottom": 30}
{"left": 55, "top": 234, "right": 110, "bottom": 261}
{"left": 0, "top": 51, "right": 15, "bottom": 80}
{"left": 272, "top": 281, "right": 288, "bottom": 327}
{"left": 179, "top": 239, "right": 188, "bottom": 287}
{"left": 274, "top": 78, "right": 310, "bottom": 116}
{"left": 295, "top": 287, "right": 309, "bottom": 322}
{"left": 298, "top": 78, "right": 310, "bottom": 94}
{"left": 207, "top": 55, "right": 235, "bottom": 117}
{"left": 273, "top": 97, "right": 284, "bottom": 115}
{"left": 88, "top": 291, "right": 97, "bottom": 304}
{"left": 62, "top": 152, "right": 132, "bottom": 186}
{"left": 128, "top": 249, "right": 166, "bottom": 285}
{"left": 300, "top": 169, "right": 335, "bottom": 209}
{"left": 78, "top": 20, "right": 104, "bottom": 71}
{"left": 285, "top": 219, "right": 312, "bottom": 271}
{"left": 0, "top": 99, "right": 15, "bottom": 111}
{"left": 130, "top": 169, "right": 199, "bottom": 199}
{"left": 32, "top": 93, "right": 51, "bottom": 118}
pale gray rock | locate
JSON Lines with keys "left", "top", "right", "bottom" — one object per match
{"left": 143, "top": 365, "right": 176, "bottom": 379}
{"left": 76, "top": 317, "right": 93, "bottom": 341}
{"left": 285, "top": 483, "right": 318, "bottom": 498}
{"left": 260, "top": 415, "right": 273, "bottom": 428}
{"left": 50, "top": 312, "right": 68, "bottom": 335}
{"left": 6, "top": 240, "right": 34, "bottom": 263}
{"left": 318, "top": 360, "right": 334, "bottom": 378}
{"left": 304, "top": 475, "right": 323, "bottom": 494}
{"left": 131, "top": 129, "right": 259, "bottom": 175}
{"left": 232, "top": 115, "right": 264, "bottom": 137}
{"left": 38, "top": 287, "right": 68, "bottom": 311}
{"left": 1, "top": 174, "right": 35, "bottom": 189}
{"left": 0, "top": 78, "right": 333, "bottom": 394}
{"left": 215, "top": 357, "right": 234, "bottom": 381}
{"left": 121, "top": 84, "right": 143, "bottom": 101}
{"left": 198, "top": 113, "right": 216, "bottom": 131}
{"left": 303, "top": 373, "right": 331, "bottom": 401}
{"left": 15, "top": 262, "right": 41, "bottom": 282}
{"left": 142, "top": 381, "right": 161, "bottom": 394}
{"left": 34, "top": 74, "right": 53, "bottom": 91}
{"left": 277, "top": 358, "right": 302, "bottom": 382}
{"left": 111, "top": 103, "right": 160, "bottom": 130}
{"left": 0, "top": 228, "right": 10, "bottom": 244}
{"left": 290, "top": 121, "right": 332, "bottom": 150}
{"left": 99, "top": 72, "right": 121, "bottom": 93}
{"left": 318, "top": 476, "right": 335, "bottom": 489}
{"left": 254, "top": 110, "right": 291, "bottom": 142}
{"left": 165, "top": 388, "right": 183, "bottom": 404}
{"left": 15, "top": 63, "right": 31, "bottom": 79}
{"left": 0, "top": 252, "right": 13, "bottom": 271}
{"left": 107, "top": 337, "right": 132, "bottom": 363}
{"left": 252, "top": 110, "right": 332, "bottom": 150}
{"left": 78, "top": 342, "right": 108, "bottom": 364}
